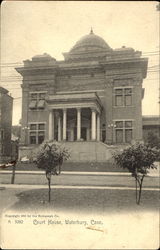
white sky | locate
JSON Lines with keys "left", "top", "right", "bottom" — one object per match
{"left": 1, "top": 1, "right": 159, "bottom": 125}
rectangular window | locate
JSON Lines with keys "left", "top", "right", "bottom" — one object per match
{"left": 30, "top": 132, "right": 36, "bottom": 144}
{"left": 31, "top": 93, "right": 38, "bottom": 100}
{"left": 125, "top": 121, "right": 132, "bottom": 128}
{"left": 38, "top": 131, "right": 45, "bottom": 144}
{"left": 115, "top": 121, "right": 123, "bottom": 128}
{"left": 124, "top": 88, "right": 132, "bottom": 106}
{"left": 38, "top": 124, "right": 45, "bottom": 130}
{"left": 39, "top": 93, "right": 46, "bottom": 100}
{"left": 29, "top": 92, "right": 46, "bottom": 110}
{"left": 125, "top": 129, "right": 132, "bottom": 143}
{"left": 29, "top": 123, "right": 45, "bottom": 144}
{"left": 115, "top": 89, "right": 123, "bottom": 106}
{"left": 115, "top": 120, "right": 133, "bottom": 143}
{"left": 114, "top": 88, "right": 132, "bottom": 106}
{"left": 30, "top": 124, "right": 37, "bottom": 130}
{"left": 116, "top": 130, "right": 123, "bottom": 143}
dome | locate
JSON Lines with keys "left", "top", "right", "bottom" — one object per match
{"left": 70, "top": 29, "right": 111, "bottom": 53}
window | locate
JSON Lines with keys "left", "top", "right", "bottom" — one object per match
{"left": 29, "top": 123, "right": 45, "bottom": 144}
{"left": 124, "top": 88, "right": 132, "bottom": 106}
{"left": 115, "top": 120, "right": 133, "bottom": 143}
{"left": 114, "top": 88, "right": 132, "bottom": 106}
{"left": 29, "top": 92, "right": 46, "bottom": 110}
{"left": 116, "top": 130, "right": 123, "bottom": 143}
{"left": 115, "top": 89, "right": 123, "bottom": 106}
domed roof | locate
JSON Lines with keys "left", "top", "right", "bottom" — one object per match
{"left": 70, "top": 29, "right": 111, "bottom": 53}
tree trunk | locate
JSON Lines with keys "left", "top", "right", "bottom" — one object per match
{"left": 135, "top": 175, "right": 144, "bottom": 205}
{"left": 58, "top": 164, "right": 61, "bottom": 174}
{"left": 46, "top": 171, "right": 52, "bottom": 203}
{"left": 135, "top": 178, "right": 138, "bottom": 203}
{"left": 48, "top": 177, "right": 51, "bottom": 203}
{"left": 137, "top": 177, "right": 144, "bottom": 205}
{"left": 11, "top": 163, "right": 16, "bottom": 184}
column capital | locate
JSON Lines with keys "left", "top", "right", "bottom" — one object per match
{"left": 91, "top": 107, "right": 97, "bottom": 112}
{"left": 48, "top": 108, "right": 53, "bottom": 111}
{"left": 76, "top": 107, "right": 81, "bottom": 111}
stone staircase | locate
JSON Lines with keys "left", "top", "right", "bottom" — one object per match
{"left": 18, "top": 141, "right": 127, "bottom": 163}
{"left": 62, "top": 141, "right": 119, "bottom": 162}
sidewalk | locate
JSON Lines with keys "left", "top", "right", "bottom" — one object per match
{"left": 0, "top": 170, "right": 130, "bottom": 175}
{"left": 0, "top": 183, "right": 159, "bottom": 191}
{"left": 0, "top": 170, "right": 159, "bottom": 177}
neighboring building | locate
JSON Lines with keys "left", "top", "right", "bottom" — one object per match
{"left": 142, "top": 116, "right": 160, "bottom": 142}
{"left": 12, "top": 125, "right": 21, "bottom": 139}
{"left": 16, "top": 30, "right": 148, "bottom": 162}
{"left": 0, "top": 87, "right": 13, "bottom": 163}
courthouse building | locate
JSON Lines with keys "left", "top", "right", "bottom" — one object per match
{"left": 16, "top": 30, "right": 148, "bottom": 161}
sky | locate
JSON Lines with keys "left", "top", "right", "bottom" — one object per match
{"left": 1, "top": 1, "right": 159, "bottom": 125}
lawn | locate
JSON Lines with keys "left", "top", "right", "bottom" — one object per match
{"left": 3, "top": 161, "right": 128, "bottom": 172}
{"left": 10, "top": 188, "right": 159, "bottom": 214}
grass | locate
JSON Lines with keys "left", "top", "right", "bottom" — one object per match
{"left": 10, "top": 188, "right": 159, "bottom": 214}
{"left": 3, "top": 162, "right": 128, "bottom": 172}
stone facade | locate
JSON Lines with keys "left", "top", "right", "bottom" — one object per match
{"left": 0, "top": 87, "right": 13, "bottom": 163}
{"left": 16, "top": 30, "right": 148, "bottom": 161}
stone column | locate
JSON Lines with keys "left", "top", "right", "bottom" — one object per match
{"left": 58, "top": 115, "right": 62, "bottom": 141}
{"left": 96, "top": 113, "right": 100, "bottom": 141}
{"left": 63, "top": 109, "right": 67, "bottom": 140}
{"left": 77, "top": 108, "right": 81, "bottom": 140}
{"left": 49, "top": 110, "right": 54, "bottom": 140}
{"left": 91, "top": 109, "right": 96, "bottom": 140}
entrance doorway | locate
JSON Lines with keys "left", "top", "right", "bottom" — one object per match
{"left": 73, "top": 127, "right": 87, "bottom": 141}
{"left": 74, "top": 127, "right": 77, "bottom": 141}
{"left": 81, "top": 127, "right": 87, "bottom": 141}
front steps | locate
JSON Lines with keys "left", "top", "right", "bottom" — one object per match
{"left": 61, "top": 141, "right": 119, "bottom": 162}
{"left": 18, "top": 141, "right": 126, "bottom": 163}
